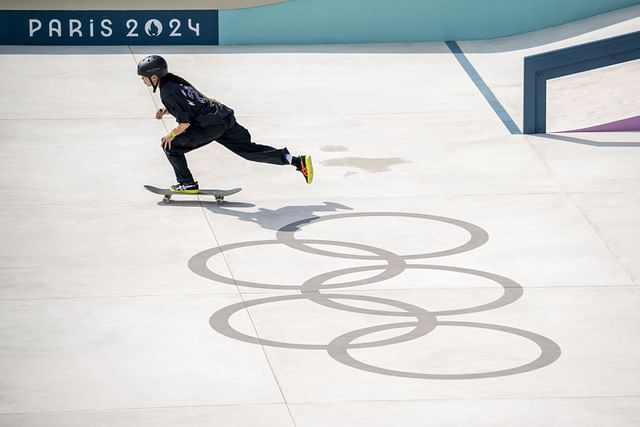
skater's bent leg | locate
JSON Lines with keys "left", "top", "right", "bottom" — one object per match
{"left": 162, "top": 128, "right": 216, "bottom": 184}
{"left": 164, "top": 149, "right": 196, "bottom": 184}
{"left": 164, "top": 128, "right": 211, "bottom": 184}
{"left": 217, "top": 122, "right": 289, "bottom": 166}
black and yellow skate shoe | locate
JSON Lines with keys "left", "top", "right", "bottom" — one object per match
{"left": 170, "top": 182, "right": 200, "bottom": 194}
{"left": 294, "top": 155, "right": 314, "bottom": 184}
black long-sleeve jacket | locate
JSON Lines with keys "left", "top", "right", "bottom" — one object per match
{"left": 159, "top": 76, "right": 234, "bottom": 127}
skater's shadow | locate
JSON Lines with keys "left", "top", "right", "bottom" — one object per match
{"left": 162, "top": 200, "right": 353, "bottom": 231}
{"left": 203, "top": 201, "right": 354, "bottom": 231}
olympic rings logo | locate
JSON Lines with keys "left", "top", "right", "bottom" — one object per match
{"left": 189, "top": 212, "right": 561, "bottom": 380}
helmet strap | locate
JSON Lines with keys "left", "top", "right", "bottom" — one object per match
{"left": 149, "top": 76, "right": 160, "bottom": 93}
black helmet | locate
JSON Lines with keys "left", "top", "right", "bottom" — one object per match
{"left": 137, "top": 55, "right": 168, "bottom": 79}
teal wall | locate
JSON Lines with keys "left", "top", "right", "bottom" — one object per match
{"left": 219, "top": 0, "right": 640, "bottom": 45}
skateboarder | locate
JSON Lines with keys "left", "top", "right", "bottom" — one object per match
{"left": 137, "top": 55, "right": 313, "bottom": 193}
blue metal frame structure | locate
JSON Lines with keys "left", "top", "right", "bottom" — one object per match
{"left": 523, "top": 31, "right": 640, "bottom": 134}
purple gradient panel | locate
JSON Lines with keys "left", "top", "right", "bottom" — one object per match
{"left": 562, "top": 115, "right": 640, "bottom": 132}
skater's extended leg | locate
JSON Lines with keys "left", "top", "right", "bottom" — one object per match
{"left": 216, "top": 121, "right": 289, "bottom": 165}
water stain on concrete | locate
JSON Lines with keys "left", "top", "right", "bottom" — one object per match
{"left": 322, "top": 157, "right": 409, "bottom": 173}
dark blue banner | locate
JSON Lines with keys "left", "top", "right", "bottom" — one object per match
{"left": 0, "top": 10, "right": 218, "bottom": 45}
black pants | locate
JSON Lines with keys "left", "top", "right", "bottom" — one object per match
{"left": 164, "top": 116, "right": 289, "bottom": 184}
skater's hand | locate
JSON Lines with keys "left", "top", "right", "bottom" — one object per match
{"left": 155, "top": 108, "right": 167, "bottom": 120}
{"left": 161, "top": 134, "right": 174, "bottom": 150}
{"left": 160, "top": 123, "right": 188, "bottom": 150}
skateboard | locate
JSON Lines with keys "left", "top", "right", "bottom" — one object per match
{"left": 144, "top": 185, "right": 242, "bottom": 205}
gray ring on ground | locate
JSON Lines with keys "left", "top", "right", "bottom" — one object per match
{"left": 209, "top": 293, "right": 438, "bottom": 350}
{"left": 276, "top": 212, "right": 490, "bottom": 260}
{"left": 189, "top": 238, "right": 406, "bottom": 290}
{"left": 299, "top": 263, "right": 523, "bottom": 316}
{"left": 327, "top": 320, "right": 562, "bottom": 379}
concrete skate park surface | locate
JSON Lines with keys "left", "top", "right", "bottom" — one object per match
{"left": 1, "top": 6, "right": 640, "bottom": 427}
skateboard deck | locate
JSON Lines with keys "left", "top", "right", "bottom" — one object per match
{"left": 144, "top": 185, "right": 241, "bottom": 204}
